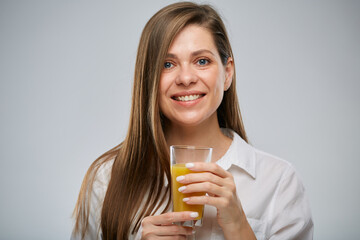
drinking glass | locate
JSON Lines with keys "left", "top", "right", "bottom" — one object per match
{"left": 170, "top": 145, "right": 212, "bottom": 239}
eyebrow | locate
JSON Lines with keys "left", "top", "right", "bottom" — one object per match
{"left": 166, "top": 49, "right": 216, "bottom": 59}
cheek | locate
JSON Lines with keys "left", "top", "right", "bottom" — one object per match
{"left": 159, "top": 76, "right": 170, "bottom": 112}
{"left": 210, "top": 73, "right": 226, "bottom": 106}
{"left": 159, "top": 73, "right": 173, "bottom": 93}
{"left": 215, "top": 78, "right": 225, "bottom": 94}
{"left": 159, "top": 77, "right": 168, "bottom": 99}
{"left": 204, "top": 70, "right": 225, "bottom": 95}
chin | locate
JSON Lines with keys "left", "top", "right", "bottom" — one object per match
{"left": 173, "top": 116, "right": 214, "bottom": 128}
{"left": 165, "top": 110, "right": 218, "bottom": 128}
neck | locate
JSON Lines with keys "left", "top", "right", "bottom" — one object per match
{"left": 164, "top": 114, "right": 232, "bottom": 162}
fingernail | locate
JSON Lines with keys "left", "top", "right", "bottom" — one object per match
{"left": 186, "top": 163, "right": 194, "bottom": 168}
{"left": 178, "top": 186, "right": 186, "bottom": 192}
{"left": 183, "top": 197, "right": 190, "bottom": 202}
{"left": 190, "top": 212, "right": 199, "bottom": 218}
{"left": 176, "top": 175, "right": 185, "bottom": 182}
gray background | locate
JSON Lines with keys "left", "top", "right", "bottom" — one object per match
{"left": 0, "top": 0, "right": 359, "bottom": 239}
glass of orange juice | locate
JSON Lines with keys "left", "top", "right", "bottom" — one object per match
{"left": 170, "top": 145, "right": 212, "bottom": 238}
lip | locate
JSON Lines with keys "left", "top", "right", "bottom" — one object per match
{"left": 170, "top": 91, "right": 206, "bottom": 106}
{"left": 171, "top": 91, "right": 206, "bottom": 99}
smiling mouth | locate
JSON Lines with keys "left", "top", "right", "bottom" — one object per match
{"left": 172, "top": 94, "right": 205, "bottom": 102}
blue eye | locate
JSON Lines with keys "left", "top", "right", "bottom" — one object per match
{"left": 164, "top": 62, "right": 173, "bottom": 69}
{"left": 197, "top": 59, "right": 209, "bottom": 65}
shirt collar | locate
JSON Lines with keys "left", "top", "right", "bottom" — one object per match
{"left": 216, "top": 129, "right": 256, "bottom": 179}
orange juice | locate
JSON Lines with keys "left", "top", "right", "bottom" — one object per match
{"left": 171, "top": 164, "right": 205, "bottom": 220}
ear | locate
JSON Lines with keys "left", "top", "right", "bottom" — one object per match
{"left": 224, "top": 57, "right": 234, "bottom": 91}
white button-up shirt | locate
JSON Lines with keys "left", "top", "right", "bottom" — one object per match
{"left": 71, "top": 129, "right": 313, "bottom": 239}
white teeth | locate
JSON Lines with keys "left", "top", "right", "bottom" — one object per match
{"left": 176, "top": 94, "right": 201, "bottom": 102}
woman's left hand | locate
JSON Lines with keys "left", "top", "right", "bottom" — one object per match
{"left": 176, "top": 162, "right": 255, "bottom": 239}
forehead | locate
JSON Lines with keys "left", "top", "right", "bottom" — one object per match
{"left": 167, "top": 24, "right": 217, "bottom": 54}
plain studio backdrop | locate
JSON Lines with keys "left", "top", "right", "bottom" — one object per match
{"left": 0, "top": 0, "right": 359, "bottom": 239}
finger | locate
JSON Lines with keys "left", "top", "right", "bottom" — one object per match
{"left": 152, "top": 225, "right": 193, "bottom": 236}
{"left": 151, "top": 236, "right": 187, "bottom": 240}
{"left": 143, "top": 211, "right": 199, "bottom": 225}
{"left": 178, "top": 182, "right": 224, "bottom": 197}
{"left": 143, "top": 233, "right": 187, "bottom": 240}
{"left": 185, "top": 162, "right": 230, "bottom": 178}
{"left": 183, "top": 195, "right": 232, "bottom": 209}
{"left": 176, "top": 172, "right": 226, "bottom": 187}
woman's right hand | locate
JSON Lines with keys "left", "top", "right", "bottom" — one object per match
{"left": 141, "top": 211, "right": 198, "bottom": 239}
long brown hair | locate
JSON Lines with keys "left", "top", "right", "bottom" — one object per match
{"left": 72, "top": 2, "right": 248, "bottom": 239}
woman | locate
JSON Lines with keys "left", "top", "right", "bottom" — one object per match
{"left": 72, "top": 2, "right": 313, "bottom": 239}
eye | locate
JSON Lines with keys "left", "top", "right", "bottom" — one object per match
{"left": 197, "top": 58, "right": 209, "bottom": 66}
{"left": 164, "top": 62, "right": 174, "bottom": 69}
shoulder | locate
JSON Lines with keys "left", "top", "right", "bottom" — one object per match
{"left": 225, "top": 129, "right": 295, "bottom": 181}
{"left": 93, "top": 158, "right": 114, "bottom": 187}
{"left": 230, "top": 129, "right": 307, "bottom": 192}
{"left": 92, "top": 158, "right": 115, "bottom": 200}
{"left": 253, "top": 148, "right": 294, "bottom": 177}
{"left": 86, "top": 157, "right": 115, "bottom": 209}
{"left": 250, "top": 145, "right": 304, "bottom": 192}
{"left": 227, "top": 130, "right": 308, "bottom": 199}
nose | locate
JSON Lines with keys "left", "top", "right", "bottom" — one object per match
{"left": 175, "top": 65, "right": 198, "bottom": 86}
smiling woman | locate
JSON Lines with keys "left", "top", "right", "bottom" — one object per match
{"left": 71, "top": 2, "right": 313, "bottom": 240}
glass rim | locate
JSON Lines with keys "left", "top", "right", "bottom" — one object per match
{"left": 170, "top": 145, "right": 213, "bottom": 150}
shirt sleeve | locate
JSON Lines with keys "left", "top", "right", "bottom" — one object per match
{"left": 267, "top": 165, "right": 314, "bottom": 240}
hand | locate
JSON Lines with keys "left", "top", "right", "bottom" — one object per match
{"left": 176, "top": 162, "right": 253, "bottom": 238}
{"left": 141, "top": 211, "right": 197, "bottom": 240}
